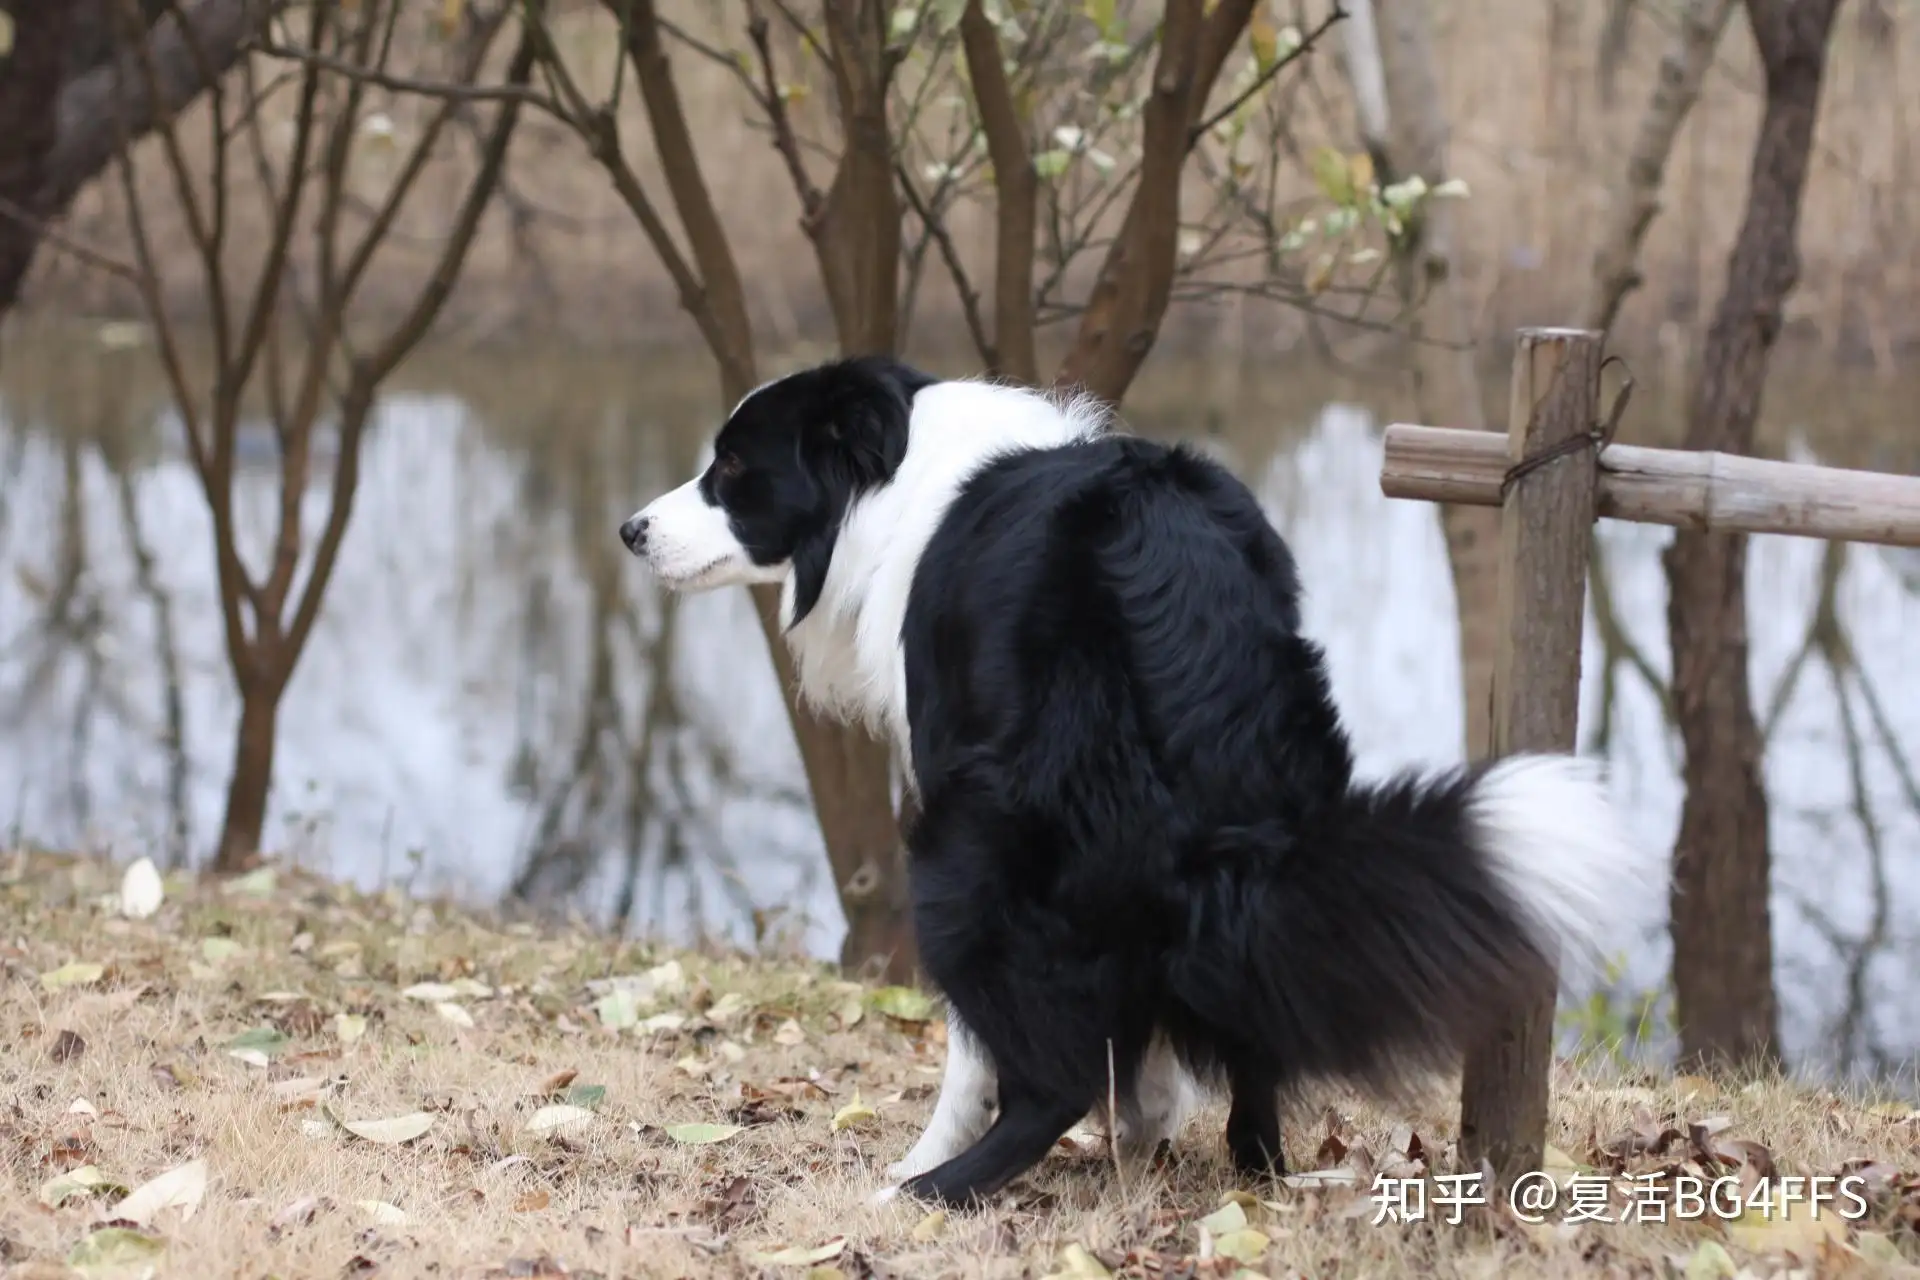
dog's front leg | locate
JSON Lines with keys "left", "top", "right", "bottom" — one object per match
{"left": 879, "top": 1012, "right": 998, "bottom": 1190}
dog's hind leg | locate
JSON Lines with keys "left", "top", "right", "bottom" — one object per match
{"left": 885, "top": 1012, "right": 998, "bottom": 1183}
{"left": 1224, "top": 1058, "right": 1286, "bottom": 1178}
{"left": 1112, "top": 1033, "right": 1197, "bottom": 1163}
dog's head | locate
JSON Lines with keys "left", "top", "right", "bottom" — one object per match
{"left": 620, "top": 357, "right": 933, "bottom": 625}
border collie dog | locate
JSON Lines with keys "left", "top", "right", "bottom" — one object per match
{"left": 620, "top": 358, "right": 1657, "bottom": 1210}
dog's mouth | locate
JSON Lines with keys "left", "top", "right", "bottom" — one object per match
{"left": 652, "top": 555, "right": 731, "bottom": 589}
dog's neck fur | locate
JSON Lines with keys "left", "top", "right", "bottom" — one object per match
{"left": 780, "top": 378, "right": 1110, "bottom": 775}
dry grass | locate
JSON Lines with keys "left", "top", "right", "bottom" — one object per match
{"left": 17, "top": 1, "right": 1920, "bottom": 365}
{"left": 2, "top": 849, "right": 1918, "bottom": 1280}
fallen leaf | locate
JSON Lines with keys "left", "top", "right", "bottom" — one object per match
{"left": 706, "top": 991, "right": 752, "bottom": 1024}
{"left": 869, "top": 986, "right": 935, "bottom": 1023}
{"left": 831, "top": 1090, "right": 878, "bottom": 1133}
{"left": 226, "top": 1027, "right": 291, "bottom": 1064}
{"left": 355, "top": 1199, "right": 407, "bottom": 1225}
{"left": 271, "top": 1075, "right": 330, "bottom": 1099}
{"left": 1043, "top": 1243, "right": 1111, "bottom": 1279}
{"left": 1726, "top": 1192, "right": 1846, "bottom": 1260}
{"left": 112, "top": 1157, "right": 208, "bottom": 1225}
{"left": 1213, "top": 1229, "right": 1269, "bottom": 1265}
{"left": 401, "top": 982, "right": 460, "bottom": 1001}
{"left": 227, "top": 866, "right": 277, "bottom": 896}
{"left": 536, "top": 1069, "right": 579, "bottom": 1095}
{"left": 512, "top": 1188, "right": 551, "bottom": 1213}
{"left": 1198, "top": 1201, "right": 1249, "bottom": 1235}
{"left": 334, "top": 1013, "right": 368, "bottom": 1043}
{"left": 339, "top": 1111, "right": 434, "bottom": 1144}
{"left": 50, "top": 1029, "right": 87, "bottom": 1062}
{"left": 746, "top": 1238, "right": 846, "bottom": 1267}
{"left": 563, "top": 1083, "right": 606, "bottom": 1110}
{"left": 526, "top": 1105, "right": 594, "bottom": 1135}
{"left": 118, "top": 858, "right": 164, "bottom": 919}
{"left": 39, "top": 1165, "right": 125, "bottom": 1208}
{"left": 665, "top": 1123, "right": 745, "bottom": 1146}
{"left": 68, "top": 1226, "right": 164, "bottom": 1273}
{"left": 270, "top": 1195, "right": 323, "bottom": 1230}
{"left": 200, "top": 937, "right": 244, "bottom": 965}
{"left": 68, "top": 1098, "right": 98, "bottom": 1116}
{"left": 1855, "top": 1233, "right": 1904, "bottom": 1265}
{"left": 41, "top": 961, "right": 106, "bottom": 991}
{"left": 1543, "top": 1144, "right": 1582, "bottom": 1186}
{"left": 435, "top": 1002, "right": 475, "bottom": 1028}
{"left": 911, "top": 1210, "right": 947, "bottom": 1242}
{"left": 774, "top": 1019, "right": 806, "bottom": 1047}
{"left": 596, "top": 988, "right": 642, "bottom": 1032}
{"left": 835, "top": 998, "right": 865, "bottom": 1030}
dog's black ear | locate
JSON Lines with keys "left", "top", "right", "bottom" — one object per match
{"left": 788, "top": 533, "right": 834, "bottom": 630}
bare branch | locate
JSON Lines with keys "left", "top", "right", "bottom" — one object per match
{"left": 0, "top": 194, "right": 144, "bottom": 287}
{"left": 746, "top": 2, "right": 827, "bottom": 227}
{"left": 895, "top": 161, "right": 993, "bottom": 373}
{"left": 958, "top": 0, "right": 1037, "bottom": 383}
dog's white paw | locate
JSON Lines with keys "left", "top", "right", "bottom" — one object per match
{"left": 867, "top": 1184, "right": 903, "bottom": 1208}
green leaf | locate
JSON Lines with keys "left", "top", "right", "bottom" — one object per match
{"left": 1082, "top": 0, "right": 1116, "bottom": 37}
{"left": 227, "top": 1026, "right": 290, "bottom": 1057}
{"left": 563, "top": 1083, "right": 607, "bottom": 1109}
{"left": 869, "top": 985, "right": 937, "bottom": 1022}
{"left": 39, "top": 1165, "right": 127, "bottom": 1208}
{"left": 68, "top": 1227, "right": 165, "bottom": 1274}
{"left": 664, "top": 1122, "right": 745, "bottom": 1146}
{"left": 1213, "top": 1230, "right": 1269, "bottom": 1265}
{"left": 201, "top": 937, "right": 243, "bottom": 964}
{"left": 41, "top": 961, "right": 106, "bottom": 990}
{"left": 1033, "top": 149, "right": 1072, "bottom": 181}
{"left": 1198, "top": 1201, "right": 1248, "bottom": 1235}
{"left": 1308, "top": 146, "right": 1355, "bottom": 207}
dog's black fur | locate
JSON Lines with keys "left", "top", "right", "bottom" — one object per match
{"left": 659, "top": 357, "right": 1602, "bottom": 1210}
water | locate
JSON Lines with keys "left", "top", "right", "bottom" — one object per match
{"left": 1, "top": 328, "right": 1916, "bottom": 1079}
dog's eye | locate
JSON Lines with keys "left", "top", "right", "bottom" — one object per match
{"left": 714, "top": 452, "right": 743, "bottom": 480}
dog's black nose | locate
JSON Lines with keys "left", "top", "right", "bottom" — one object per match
{"left": 619, "top": 514, "right": 649, "bottom": 553}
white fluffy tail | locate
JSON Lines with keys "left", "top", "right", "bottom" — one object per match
{"left": 1466, "top": 754, "right": 1662, "bottom": 981}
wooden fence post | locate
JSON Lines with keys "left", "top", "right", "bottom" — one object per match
{"left": 1458, "top": 327, "right": 1606, "bottom": 1189}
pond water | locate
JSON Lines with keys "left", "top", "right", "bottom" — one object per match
{"left": 1, "top": 326, "right": 1916, "bottom": 1081}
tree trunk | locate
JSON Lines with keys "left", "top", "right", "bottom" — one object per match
{"left": 1363, "top": 0, "right": 1499, "bottom": 758}
{"left": 213, "top": 686, "right": 280, "bottom": 873}
{"left": 0, "top": 0, "right": 71, "bottom": 317}
{"left": 1666, "top": 0, "right": 1841, "bottom": 1074}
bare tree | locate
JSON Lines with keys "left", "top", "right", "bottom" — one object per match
{"left": 1340, "top": 0, "right": 1497, "bottom": 756}
{"left": 0, "top": 0, "right": 280, "bottom": 328}
{"left": 102, "top": 0, "right": 533, "bottom": 871}
{"left": 1583, "top": 0, "right": 1737, "bottom": 337}
{"left": 1665, "top": 0, "right": 1844, "bottom": 1073}
{"left": 495, "top": 0, "right": 1399, "bottom": 980}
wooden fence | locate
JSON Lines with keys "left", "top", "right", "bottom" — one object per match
{"left": 1377, "top": 326, "right": 1920, "bottom": 1189}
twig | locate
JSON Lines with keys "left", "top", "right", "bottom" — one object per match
{"left": 0, "top": 195, "right": 144, "bottom": 285}
{"left": 744, "top": 2, "right": 825, "bottom": 225}
{"left": 252, "top": 37, "right": 572, "bottom": 123}
{"left": 1189, "top": 5, "right": 1347, "bottom": 145}
{"left": 895, "top": 160, "right": 995, "bottom": 372}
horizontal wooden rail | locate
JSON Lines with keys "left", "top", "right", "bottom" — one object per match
{"left": 1380, "top": 424, "right": 1920, "bottom": 549}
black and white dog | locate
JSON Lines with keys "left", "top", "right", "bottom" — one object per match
{"left": 620, "top": 358, "right": 1657, "bottom": 1209}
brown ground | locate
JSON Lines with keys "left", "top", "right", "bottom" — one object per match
{"left": 2, "top": 850, "right": 1918, "bottom": 1280}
